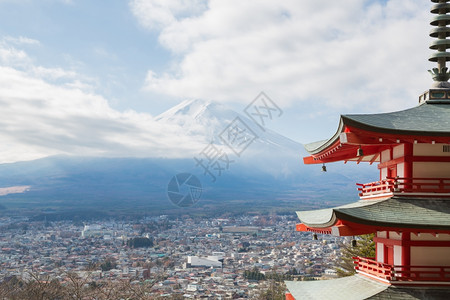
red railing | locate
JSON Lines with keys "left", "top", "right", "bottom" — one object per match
{"left": 393, "top": 177, "right": 450, "bottom": 194}
{"left": 357, "top": 179, "right": 395, "bottom": 198}
{"left": 357, "top": 177, "right": 450, "bottom": 199}
{"left": 353, "top": 256, "right": 450, "bottom": 282}
{"left": 353, "top": 256, "right": 395, "bottom": 281}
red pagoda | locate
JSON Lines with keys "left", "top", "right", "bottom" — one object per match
{"left": 285, "top": 1, "right": 450, "bottom": 299}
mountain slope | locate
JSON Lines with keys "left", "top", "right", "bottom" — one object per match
{"left": 0, "top": 100, "right": 379, "bottom": 216}
{"left": 156, "top": 99, "right": 306, "bottom": 176}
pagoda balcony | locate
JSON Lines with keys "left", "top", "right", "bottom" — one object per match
{"left": 353, "top": 256, "right": 450, "bottom": 284}
{"left": 357, "top": 177, "right": 450, "bottom": 200}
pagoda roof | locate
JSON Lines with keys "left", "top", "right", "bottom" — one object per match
{"left": 304, "top": 102, "right": 450, "bottom": 163}
{"left": 285, "top": 275, "right": 450, "bottom": 300}
{"left": 297, "top": 197, "right": 450, "bottom": 231}
{"left": 285, "top": 275, "right": 388, "bottom": 300}
{"left": 343, "top": 102, "right": 450, "bottom": 137}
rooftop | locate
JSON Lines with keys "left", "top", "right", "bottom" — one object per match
{"left": 297, "top": 197, "right": 450, "bottom": 232}
{"left": 305, "top": 102, "right": 450, "bottom": 159}
{"left": 285, "top": 274, "right": 450, "bottom": 300}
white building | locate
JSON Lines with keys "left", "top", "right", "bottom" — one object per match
{"left": 186, "top": 256, "right": 222, "bottom": 268}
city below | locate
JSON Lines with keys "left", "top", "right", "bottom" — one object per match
{"left": 0, "top": 214, "right": 341, "bottom": 299}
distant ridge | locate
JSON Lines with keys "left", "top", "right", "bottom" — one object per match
{"left": 0, "top": 99, "right": 379, "bottom": 216}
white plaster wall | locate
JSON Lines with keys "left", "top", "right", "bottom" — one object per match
{"left": 394, "top": 245, "right": 402, "bottom": 265}
{"left": 380, "top": 168, "right": 387, "bottom": 180}
{"left": 413, "top": 162, "right": 450, "bottom": 178}
{"left": 393, "top": 145, "right": 404, "bottom": 159}
{"left": 389, "top": 231, "right": 402, "bottom": 240}
{"left": 397, "top": 162, "right": 405, "bottom": 178}
{"left": 411, "top": 247, "right": 450, "bottom": 266}
{"left": 376, "top": 243, "right": 384, "bottom": 262}
{"left": 377, "top": 231, "right": 387, "bottom": 238}
{"left": 414, "top": 144, "right": 450, "bottom": 157}
{"left": 381, "top": 149, "right": 391, "bottom": 163}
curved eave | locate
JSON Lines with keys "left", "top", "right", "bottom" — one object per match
{"left": 296, "top": 197, "right": 450, "bottom": 231}
{"left": 342, "top": 115, "right": 450, "bottom": 137}
{"left": 286, "top": 276, "right": 450, "bottom": 300}
{"left": 295, "top": 208, "right": 337, "bottom": 229}
{"left": 303, "top": 118, "right": 344, "bottom": 155}
{"left": 296, "top": 199, "right": 383, "bottom": 229}
{"left": 303, "top": 103, "right": 450, "bottom": 165}
{"left": 302, "top": 117, "right": 386, "bottom": 164}
{"left": 285, "top": 275, "right": 389, "bottom": 300}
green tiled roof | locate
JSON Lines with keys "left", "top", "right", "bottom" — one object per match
{"left": 285, "top": 275, "right": 450, "bottom": 300}
{"left": 304, "top": 102, "right": 450, "bottom": 154}
{"left": 297, "top": 197, "right": 450, "bottom": 230}
{"left": 285, "top": 275, "right": 388, "bottom": 300}
{"left": 368, "top": 286, "right": 450, "bottom": 300}
{"left": 296, "top": 199, "right": 383, "bottom": 228}
{"left": 343, "top": 103, "right": 450, "bottom": 136}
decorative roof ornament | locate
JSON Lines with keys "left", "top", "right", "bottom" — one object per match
{"left": 429, "top": 0, "right": 450, "bottom": 87}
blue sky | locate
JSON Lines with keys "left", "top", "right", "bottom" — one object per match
{"left": 0, "top": 0, "right": 435, "bottom": 163}
{"left": 0, "top": 1, "right": 167, "bottom": 109}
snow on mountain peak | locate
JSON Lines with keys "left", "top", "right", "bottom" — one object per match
{"left": 151, "top": 98, "right": 307, "bottom": 176}
{"left": 156, "top": 98, "right": 302, "bottom": 150}
{"left": 155, "top": 99, "right": 215, "bottom": 121}
{"left": 154, "top": 99, "right": 238, "bottom": 139}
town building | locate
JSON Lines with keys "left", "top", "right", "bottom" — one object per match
{"left": 186, "top": 254, "right": 223, "bottom": 268}
{"left": 286, "top": 1, "right": 450, "bottom": 299}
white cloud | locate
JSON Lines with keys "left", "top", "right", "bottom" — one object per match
{"left": 0, "top": 1, "right": 437, "bottom": 163}
{"left": 132, "top": 0, "right": 431, "bottom": 111}
{"left": 93, "top": 46, "right": 118, "bottom": 60}
{"left": 3, "top": 36, "right": 40, "bottom": 46}
{"left": 30, "top": 66, "right": 77, "bottom": 80}
{"left": 130, "top": 0, "right": 208, "bottom": 30}
{"left": 0, "top": 46, "right": 29, "bottom": 66}
{"left": 0, "top": 40, "right": 207, "bottom": 163}
{"left": 0, "top": 37, "right": 99, "bottom": 91}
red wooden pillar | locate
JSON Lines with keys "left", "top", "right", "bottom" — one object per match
{"left": 383, "top": 231, "right": 389, "bottom": 264}
{"left": 404, "top": 143, "right": 413, "bottom": 182}
{"left": 401, "top": 232, "right": 411, "bottom": 265}
{"left": 401, "top": 232, "right": 411, "bottom": 278}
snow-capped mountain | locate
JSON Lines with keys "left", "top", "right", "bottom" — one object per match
{"left": 155, "top": 99, "right": 233, "bottom": 140}
{"left": 0, "top": 99, "right": 378, "bottom": 216}
{"left": 155, "top": 99, "right": 306, "bottom": 177}
{"left": 156, "top": 99, "right": 301, "bottom": 149}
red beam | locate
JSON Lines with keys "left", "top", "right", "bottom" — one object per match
{"left": 305, "top": 145, "right": 387, "bottom": 164}
{"left": 411, "top": 156, "right": 450, "bottom": 162}
{"left": 330, "top": 224, "right": 374, "bottom": 236}
{"left": 378, "top": 156, "right": 450, "bottom": 170}
{"left": 303, "top": 125, "right": 450, "bottom": 165}
{"left": 374, "top": 237, "right": 450, "bottom": 247}
{"left": 345, "top": 126, "right": 450, "bottom": 144}
{"left": 296, "top": 223, "right": 331, "bottom": 234}
{"left": 370, "top": 153, "right": 380, "bottom": 165}
{"left": 378, "top": 157, "right": 406, "bottom": 169}
{"left": 340, "top": 132, "right": 394, "bottom": 146}
{"left": 297, "top": 220, "right": 450, "bottom": 237}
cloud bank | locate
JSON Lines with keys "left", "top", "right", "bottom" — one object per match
{"left": 0, "top": 1, "right": 435, "bottom": 163}
{"left": 131, "top": 0, "right": 431, "bottom": 111}
{"left": 0, "top": 39, "right": 204, "bottom": 163}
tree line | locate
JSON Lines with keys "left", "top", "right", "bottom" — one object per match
{"left": 0, "top": 272, "right": 169, "bottom": 300}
